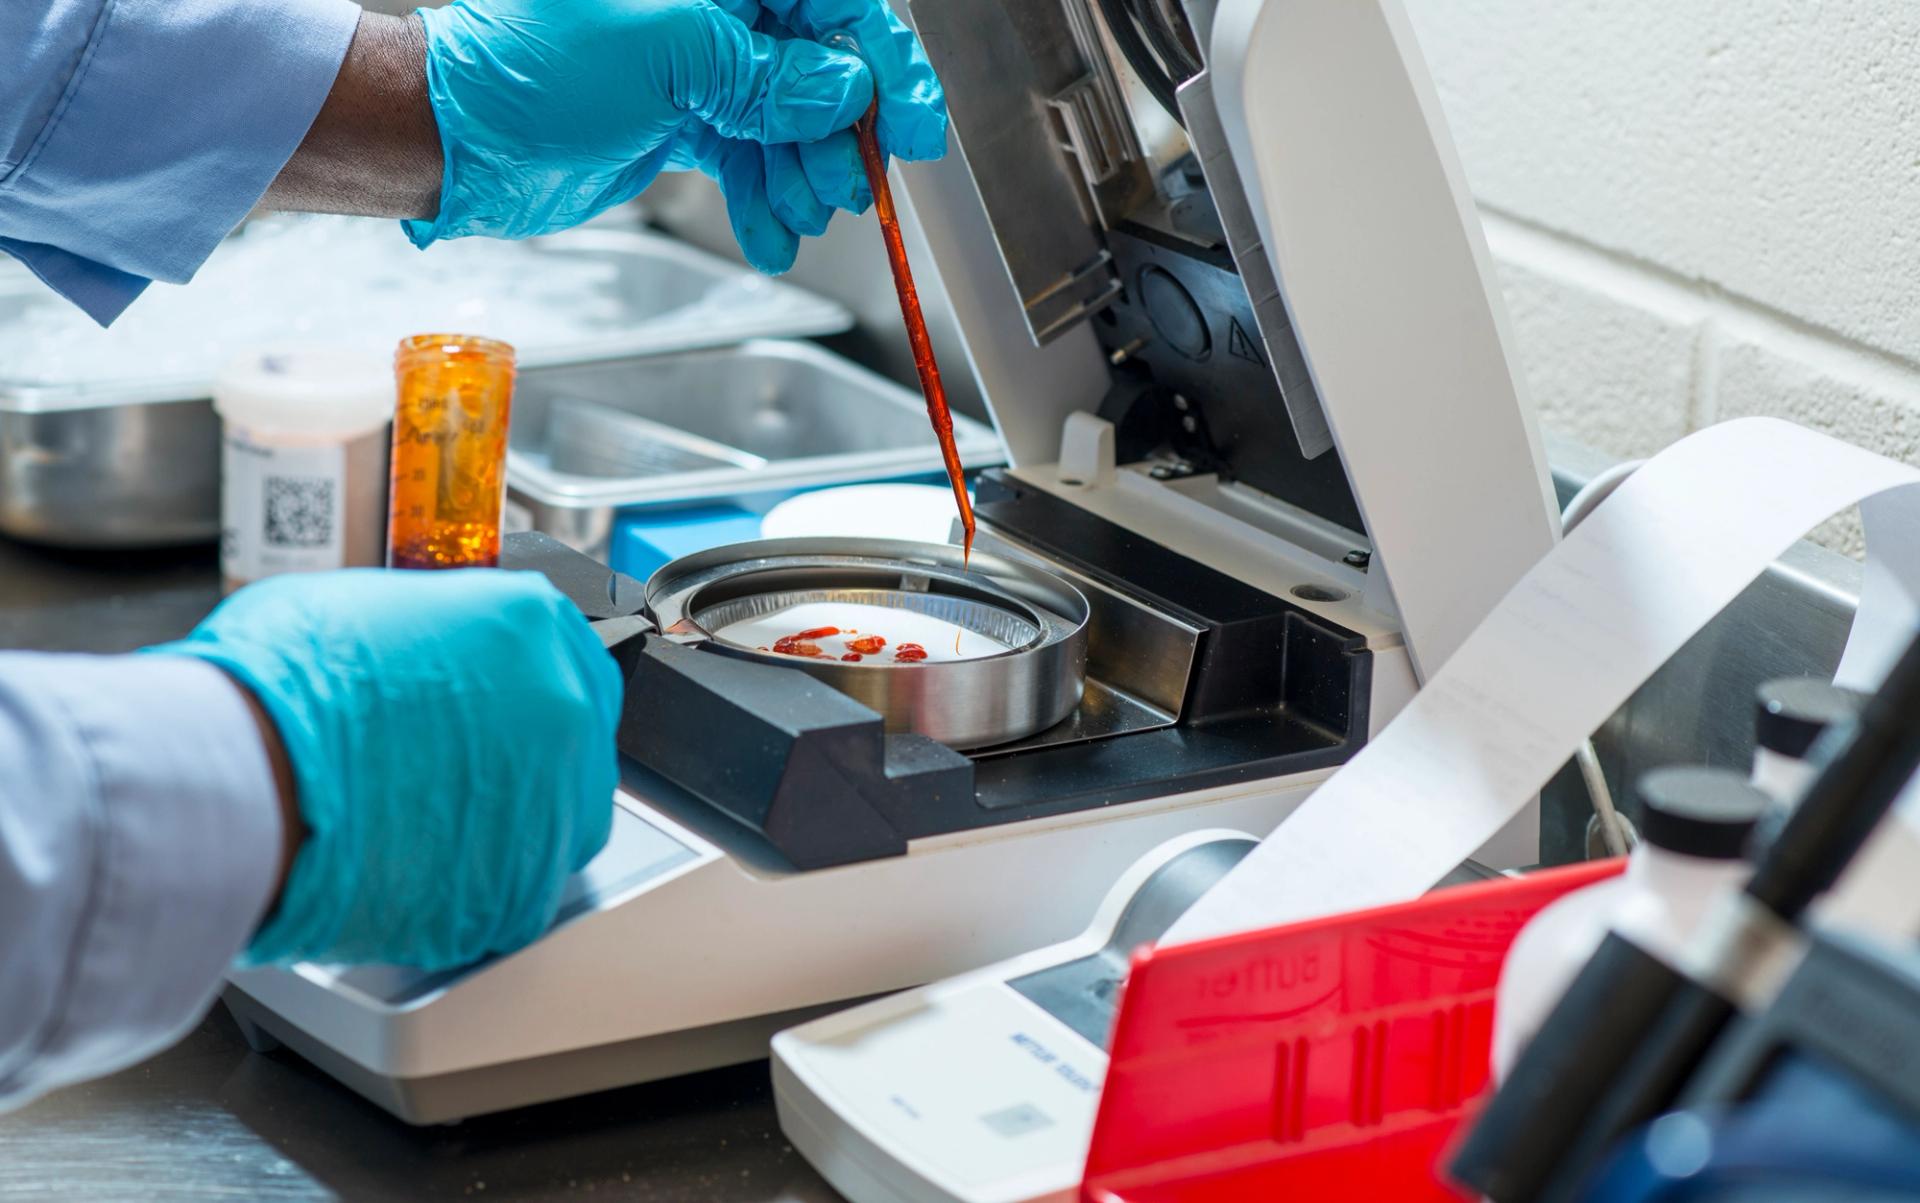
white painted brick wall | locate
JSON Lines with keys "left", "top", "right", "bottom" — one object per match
{"left": 1404, "top": 0, "right": 1920, "bottom": 555}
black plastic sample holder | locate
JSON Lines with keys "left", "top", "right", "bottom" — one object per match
{"left": 504, "top": 531, "right": 966, "bottom": 870}
{"left": 503, "top": 507, "right": 1373, "bottom": 873}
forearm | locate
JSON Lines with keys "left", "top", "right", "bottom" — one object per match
{"left": 262, "top": 11, "right": 442, "bottom": 220}
{"left": 228, "top": 673, "right": 306, "bottom": 905}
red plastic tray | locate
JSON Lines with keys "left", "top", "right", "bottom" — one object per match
{"left": 1082, "top": 860, "right": 1623, "bottom": 1203}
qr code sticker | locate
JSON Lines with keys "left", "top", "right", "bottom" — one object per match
{"left": 265, "top": 476, "right": 336, "bottom": 549}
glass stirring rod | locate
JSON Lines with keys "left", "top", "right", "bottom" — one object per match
{"left": 826, "top": 32, "right": 976, "bottom": 565}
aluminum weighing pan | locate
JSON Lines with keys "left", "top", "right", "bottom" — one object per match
{"left": 507, "top": 341, "right": 1001, "bottom": 554}
{"left": 0, "top": 223, "right": 853, "bottom": 547}
{"left": 646, "top": 537, "right": 1089, "bottom": 750}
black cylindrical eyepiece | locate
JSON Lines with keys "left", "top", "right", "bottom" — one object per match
{"left": 1451, "top": 628, "right": 1920, "bottom": 1203}
{"left": 1748, "top": 635, "right": 1920, "bottom": 916}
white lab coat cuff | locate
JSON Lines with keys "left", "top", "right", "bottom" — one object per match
{"left": 0, "top": 654, "right": 281, "bottom": 1101}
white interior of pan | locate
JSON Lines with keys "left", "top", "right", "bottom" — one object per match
{"left": 699, "top": 590, "right": 1041, "bottom": 665}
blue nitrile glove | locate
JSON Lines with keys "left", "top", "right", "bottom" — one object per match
{"left": 147, "top": 570, "right": 621, "bottom": 971}
{"left": 704, "top": 0, "right": 950, "bottom": 235}
{"left": 739, "top": 0, "right": 949, "bottom": 164}
{"left": 405, "top": 0, "right": 948, "bottom": 274}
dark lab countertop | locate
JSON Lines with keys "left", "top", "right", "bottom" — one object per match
{"left": 0, "top": 537, "right": 845, "bottom": 1203}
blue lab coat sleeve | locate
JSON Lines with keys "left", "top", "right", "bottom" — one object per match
{"left": 0, "top": 653, "right": 283, "bottom": 1112}
{"left": 0, "top": 0, "right": 362, "bottom": 325}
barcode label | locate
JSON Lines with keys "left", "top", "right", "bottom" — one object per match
{"left": 265, "top": 476, "right": 337, "bottom": 548}
{"left": 223, "top": 430, "right": 347, "bottom": 582}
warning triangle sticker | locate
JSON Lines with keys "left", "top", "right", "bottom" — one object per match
{"left": 1227, "top": 317, "right": 1265, "bottom": 366}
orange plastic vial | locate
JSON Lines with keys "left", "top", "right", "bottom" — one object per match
{"left": 388, "top": 334, "right": 516, "bottom": 570}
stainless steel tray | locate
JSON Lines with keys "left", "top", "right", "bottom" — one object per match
{"left": 0, "top": 221, "right": 855, "bottom": 547}
{"left": 507, "top": 340, "right": 1002, "bottom": 555}
{"left": 0, "top": 220, "right": 851, "bottom": 413}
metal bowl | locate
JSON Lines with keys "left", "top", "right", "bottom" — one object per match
{"left": 645, "top": 537, "right": 1090, "bottom": 749}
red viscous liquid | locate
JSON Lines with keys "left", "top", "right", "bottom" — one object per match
{"left": 852, "top": 102, "right": 975, "bottom": 566}
{"left": 762, "top": 626, "right": 938, "bottom": 664}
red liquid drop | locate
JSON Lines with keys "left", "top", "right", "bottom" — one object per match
{"left": 761, "top": 623, "right": 939, "bottom": 664}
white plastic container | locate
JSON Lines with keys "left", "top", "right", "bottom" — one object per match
{"left": 1751, "top": 677, "right": 1866, "bottom": 806}
{"left": 1491, "top": 767, "right": 1768, "bottom": 1079}
{"left": 214, "top": 348, "right": 393, "bottom": 590}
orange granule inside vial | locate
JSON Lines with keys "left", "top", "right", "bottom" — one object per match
{"left": 388, "top": 334, "right": 515, "bottom": 570}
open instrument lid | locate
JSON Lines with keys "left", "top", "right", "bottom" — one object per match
{"left": 893, "top": 0, "right": 1558, "bottom": 680}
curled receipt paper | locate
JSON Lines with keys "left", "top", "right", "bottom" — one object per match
{"left": 1165, "top": 416, "right": 1920, "bottom": 947}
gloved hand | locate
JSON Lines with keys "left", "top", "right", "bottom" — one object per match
{"left": 148, "top": 570, "right": 621, "bottom": 971}
{"left": 405, "top": 0, "right": 949, "bottom": 274}
{"left": 696, "top": 0, "right": 950, "bottom": 252}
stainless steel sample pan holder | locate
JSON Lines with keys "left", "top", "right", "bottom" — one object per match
{"left": 645, "top": 537, "right": 1089, "bottom": 750}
